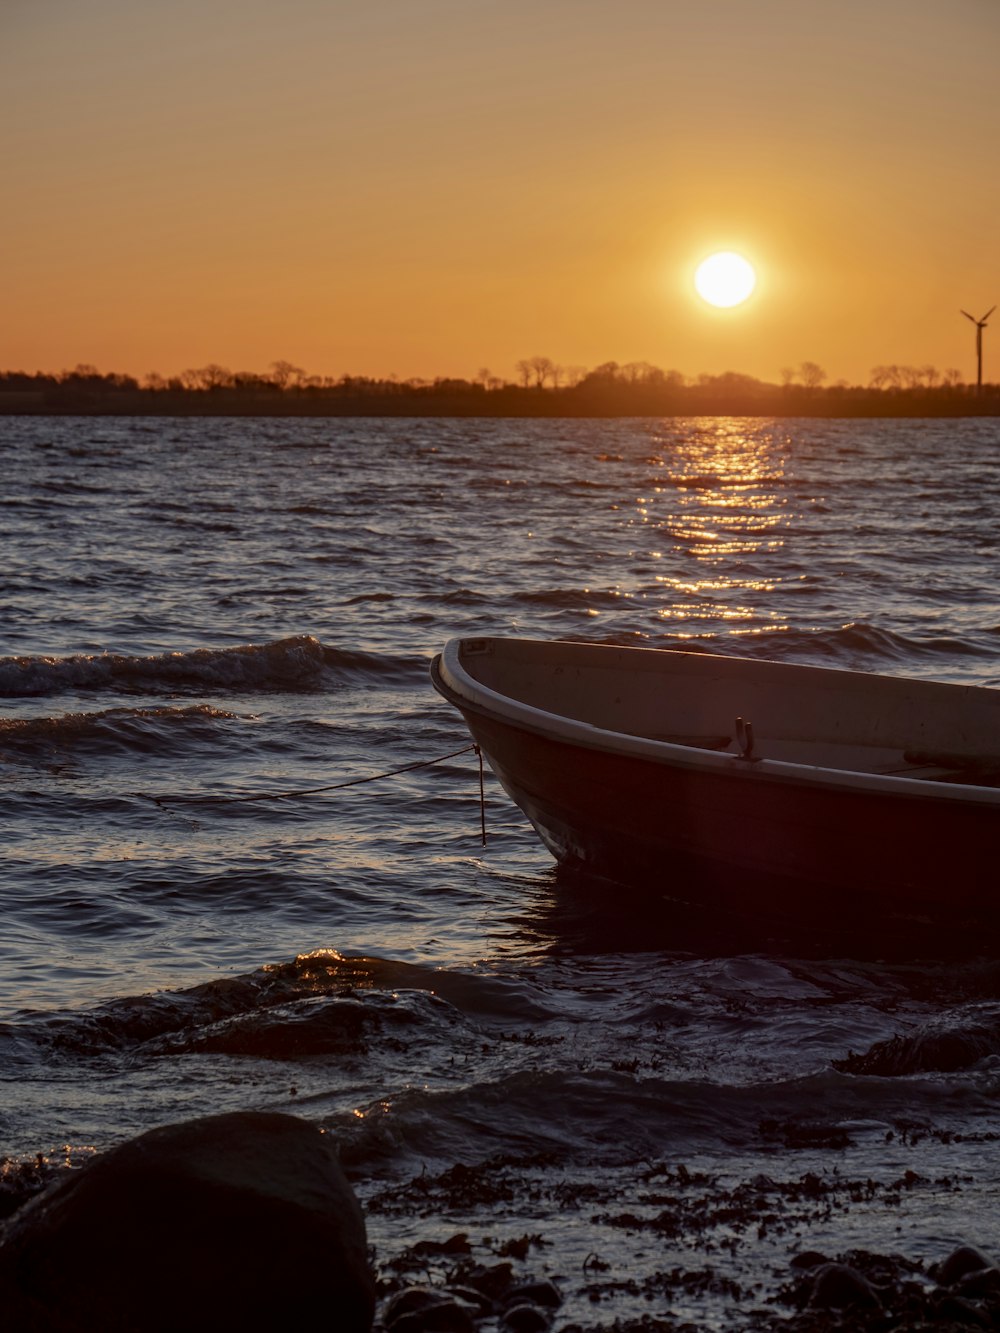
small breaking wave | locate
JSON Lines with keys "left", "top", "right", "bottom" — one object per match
{"left": 0, "top": 705, "right": 239, "bottom": 759}
{"left": 147, "top": 989, "right": 452, "bottom": 1060}
{"left": 0, "top": 952, "right": 559, "bottom": 1066}
{"left": 0, "top": 636, "right": 420, "bottom": 699}
{"left": 834, "top": 1003, "right": 1000, "bottom": 1076}
{"left": 335, "top": 1064, "right": 998, "bottom": 1176}
{"left": 0, "top": 952, "right": 442, "bottom": 1061}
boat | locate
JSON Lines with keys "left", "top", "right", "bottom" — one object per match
{"left": 431, "top": 636, "right": 1000, "bottom": 927}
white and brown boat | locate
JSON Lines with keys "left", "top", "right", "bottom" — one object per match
{"left": 431, "top": 636, "right": 1000, "bottom": 927}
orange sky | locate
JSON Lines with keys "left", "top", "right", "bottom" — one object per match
{"left": 3, "top": 0, "right": 999, "bottom": 387}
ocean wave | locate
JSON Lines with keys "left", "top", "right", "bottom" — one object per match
{"left": 659, "top": 472, "right": 787, "bottom": 491}
{"left": 834, "top": 1003, "right": 1000, "bottom": 1076}
{"left": 723, "top": 622, "right": 996, "bottom": 669}
{"left": 0, "top": 636, "right": 419, "bottom": 699}
{"left": 146, "top": 989, "right": 455, "bottom": 1061}
{"left": 1, "top": 954, "right": 356, "bottom": 1059}
{"left": 343, "top": 591, "right": 396, "bottom": 605}
{"left": 0, "top": 952, "right": 560, "bottom": 1064}
{"left": 0, "top": 705, "right": 239, "bottom": 758}
{"left": 335, "top": 1065, "right": 997, "bottom": 1176}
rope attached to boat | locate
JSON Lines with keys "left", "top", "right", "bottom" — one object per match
{"left": 140, "top": 742, "right": 481, "bottom": 806}
{"left": 475, "top": 744, "right": 486, "bottom": 846}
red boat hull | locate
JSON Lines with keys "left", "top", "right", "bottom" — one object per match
{"left": 438, "top": 674, "right": 998, "bottom": 929}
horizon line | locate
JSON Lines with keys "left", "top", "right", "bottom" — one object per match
{"left": 0, "top": 358, "right": 981, "bottom": 394}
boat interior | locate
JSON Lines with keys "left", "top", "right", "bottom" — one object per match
{"left": 456, "top": 637, "right": 1000, "bottom": 788}
{"left": 652, "top": 731, "right": 1000, "bottom": 785}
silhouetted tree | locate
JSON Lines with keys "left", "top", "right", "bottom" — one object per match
{"left": 798, "top": 361, "right": 826, "bottom": 389}
{"left": 696, "top": 371, "right": 767, "bottom": 396}
{"left": 270, "top": 360, "right": 306, "bottom": 390}
{"left": 620, "top": 361, "right": 665, "bottom": 385}
{"left": 181, "top": 364, "right": 233, "bottom": 391}
{"left": 527, "top": 355, "right": 555, "bottom": 388}
{"left": 61, "top": 363, "right": 101, "bottom": 384}
{"left": 584, "top": 361, "right": 621, "bottom": 385}
{"left": 231, "top": 371, "right": 271, "bottom": 392}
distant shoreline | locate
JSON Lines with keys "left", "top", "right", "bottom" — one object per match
{"left": 2, "top": 390, "right": 1000, "bottom": 420}
{"left": 4, "top": 364, "right": 1000, "bottom": 419}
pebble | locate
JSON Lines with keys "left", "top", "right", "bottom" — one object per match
{"left": 932, "top": 1293, "right": 992, "bottom": 1328}
{"left": 503, "top": 1279, "right": 562, "bottom": 1310}
{"left": 936, "top": 1245, "right": 999, "bottom": 1286}
{"left": 809, "top": 1262, "right": 882, "bottom": 1310}
{"left": 387, "top": 1299, "right": 476, "bottom": 1333}
{"left": 501, "top": 1303, "right": 551, "bottom": 1333}
{"left": 956, "top": 1267, "right": 1000, "bottom": 1300}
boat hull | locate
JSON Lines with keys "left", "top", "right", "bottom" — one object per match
{"left": 432, "top": 651, "right": 999, "bottom": 929}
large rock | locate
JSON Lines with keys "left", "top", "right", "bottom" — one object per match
{"left": 0, "top": 1111, "right": 374, "bottom": 1332}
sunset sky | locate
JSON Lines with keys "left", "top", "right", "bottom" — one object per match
{"left": 4, "top": 0, "right": 999, "bottom": 387}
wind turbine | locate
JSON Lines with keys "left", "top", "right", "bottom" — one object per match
{"left": 961, "top": 305, "right": 996, "bottom": 391}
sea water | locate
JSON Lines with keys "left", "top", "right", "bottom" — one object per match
{"left": 2, "top": 415, "right": 1000, "bottom": 1327}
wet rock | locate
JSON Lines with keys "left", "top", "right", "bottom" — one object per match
{"left": 935, "top": 1244, "right": 999, "bottom": 1286}
{"left": 446, "top": 1283, "right": 493, "bottom": 1315}
{"left": 384, "top": 1287, "right": 478, "bottom": 1332}
{"left": 462, "top": 1261, "right": 515, "bottom": 1301}
{"left": 788, "top": 1250, "right": 829, "bottom": 1270}
{"left": 777, "top": 1246, "right": 1000, "bottom": 1329}
{"left": 0, "top": 1154, "right": 64, "bottom": 1222}
{"left": 809, "top": 1261, "right": 882, "bottom": 1310}
{"left": 384, "top": 1285, "right": 442, "bottom": 1327}
{"left": 956, "top": 1266, "right": 1000, "bottom": 1300}
{"left": 501, "top": 1302, "right": 551, "bottom": 1332}
{"left": 384, "top": 1287, "right": 450, "bottom": 1324}
{"left": 388, "top": 1299, "right": 476, "bottom": 1333}
{"left": 0, "top": 1111, "right": 374, "bottom": 1332}
{"left": 932, "top": 1293, "right": 992, "bottom": 1327}
{"left": 503, "top": 1279, "right": 562, "bottom": 1309}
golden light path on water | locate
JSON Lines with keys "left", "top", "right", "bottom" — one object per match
{"left": 629, "top": 420, "right": 791, "bottom": 636}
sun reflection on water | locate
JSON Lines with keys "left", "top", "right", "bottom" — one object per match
{"left": 631, "top": 419, "right": 792, "bottom": 636}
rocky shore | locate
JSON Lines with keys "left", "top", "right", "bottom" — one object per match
{"left": 377, "top": 1239, "right": 1000, "bottom": 1332}
{"left": 2, "top": 1113, "right": 998, "bottom": 1331}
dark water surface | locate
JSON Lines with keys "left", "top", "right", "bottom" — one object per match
{"left": 2, "top": 416, "right": 999, "bottom": 1328}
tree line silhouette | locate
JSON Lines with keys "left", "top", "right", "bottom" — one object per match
{"left": 0, "top": 358, "right": 996, "bottom": 417}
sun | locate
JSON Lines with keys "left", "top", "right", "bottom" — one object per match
{"left": 694, "top": 252, "right": 756, "bottom": 308}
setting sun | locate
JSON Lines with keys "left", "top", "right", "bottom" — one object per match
{"left": 694, "top": 253, "right": 757, "bottom": 308}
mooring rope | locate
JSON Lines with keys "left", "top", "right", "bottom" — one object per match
{"left": 140, "top": 743, "right": 479, "bottom": 807}
{"left": 138, "top": 742, "right": 488, "bottom": 844}
{"left": 141, "top": 746, "right": 482, "bottom": 805}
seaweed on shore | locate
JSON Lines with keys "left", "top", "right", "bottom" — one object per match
{"left": 375, "top": 1239, "right": 1000, "bottom": 1332}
